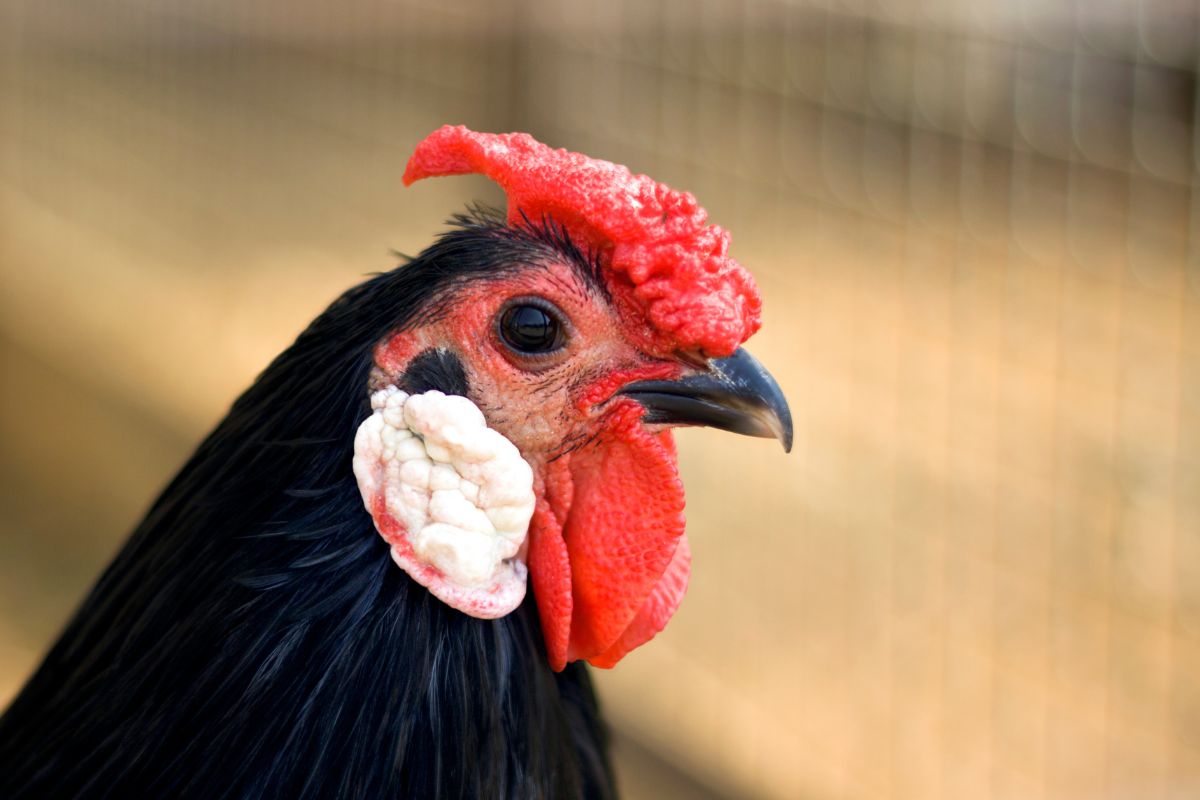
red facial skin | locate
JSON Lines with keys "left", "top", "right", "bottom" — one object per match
{"left": 372, "top": 262, "right": 689, "bottom": 670}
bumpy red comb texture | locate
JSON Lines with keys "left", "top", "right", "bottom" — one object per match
{"left": 403, "top": 125, "right": 761, "bottom": 357}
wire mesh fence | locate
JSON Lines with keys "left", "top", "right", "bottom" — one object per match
{"left": 1, "top": 1, "right": 1196, "bottom": 798}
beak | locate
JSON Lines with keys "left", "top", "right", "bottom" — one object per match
{"left": 618, "top": 348, "right": 793, "bottom": 452}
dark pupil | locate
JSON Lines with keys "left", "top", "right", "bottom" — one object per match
{"left": 501, "top": 305, "right": 560, "bottom": 353}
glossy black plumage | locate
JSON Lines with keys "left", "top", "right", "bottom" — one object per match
{"left": 0, "top": 209, "right": 616, "bottom": 799}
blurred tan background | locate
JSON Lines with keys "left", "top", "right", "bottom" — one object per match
{"left": 2, "top": 1, "right": 1197, "bottom": 798}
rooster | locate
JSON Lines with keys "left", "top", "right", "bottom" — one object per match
{"left": 0, "top": 126, "right": 791, "bottom": 799}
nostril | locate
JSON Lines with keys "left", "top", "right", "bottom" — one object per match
{"left": 675, "top": 349, "right": 711, "bottom": 371}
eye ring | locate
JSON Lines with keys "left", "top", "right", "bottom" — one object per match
{"left": 496, "top": 298, "right": 568, "bottom": 358}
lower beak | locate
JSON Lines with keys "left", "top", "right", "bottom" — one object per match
{"left": 618, "top": 348, "right": 793, "bottom": 452}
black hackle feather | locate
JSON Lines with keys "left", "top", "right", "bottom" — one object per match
{"left": 0, "top": 209, "right": 616, "bottom": 799}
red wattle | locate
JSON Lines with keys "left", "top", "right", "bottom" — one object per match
{"left": 528, "top": 463, "right": 575, "bottom": 671}
{"left": 527, "top": 401, "right": 688, "bottom": 671}
{"left": 588, "top": 533, "right": 691, "bottom": 668}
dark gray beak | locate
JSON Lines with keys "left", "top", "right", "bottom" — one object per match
{"left": 618, "top": 348, "right": 793, "bottom": 452}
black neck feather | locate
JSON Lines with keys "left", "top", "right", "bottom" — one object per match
{"left": 0, "top": 211, "right": 616, "bottom": 799}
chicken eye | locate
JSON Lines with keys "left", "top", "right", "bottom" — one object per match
{"left": 498, "top": 303, "right": 565, "bottom": 355}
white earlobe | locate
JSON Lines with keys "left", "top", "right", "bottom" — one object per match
{"left": 352, "top": 386, "right": 535, "bottom": 618}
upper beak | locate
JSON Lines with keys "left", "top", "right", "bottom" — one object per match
{"left": 618, "top": 348, "right": 793, "bottom": 452}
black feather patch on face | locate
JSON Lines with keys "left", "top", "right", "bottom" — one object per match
{"left": 398, "top": 348, "right": 469, "bottom": 396}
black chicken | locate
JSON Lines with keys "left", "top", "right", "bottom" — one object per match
{"left": 0, "top": 126, "right": 791, "bottom": 799}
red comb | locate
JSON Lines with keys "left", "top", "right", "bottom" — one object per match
{"left": 403, "top": 125, "right": 762, "bottom": 357}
